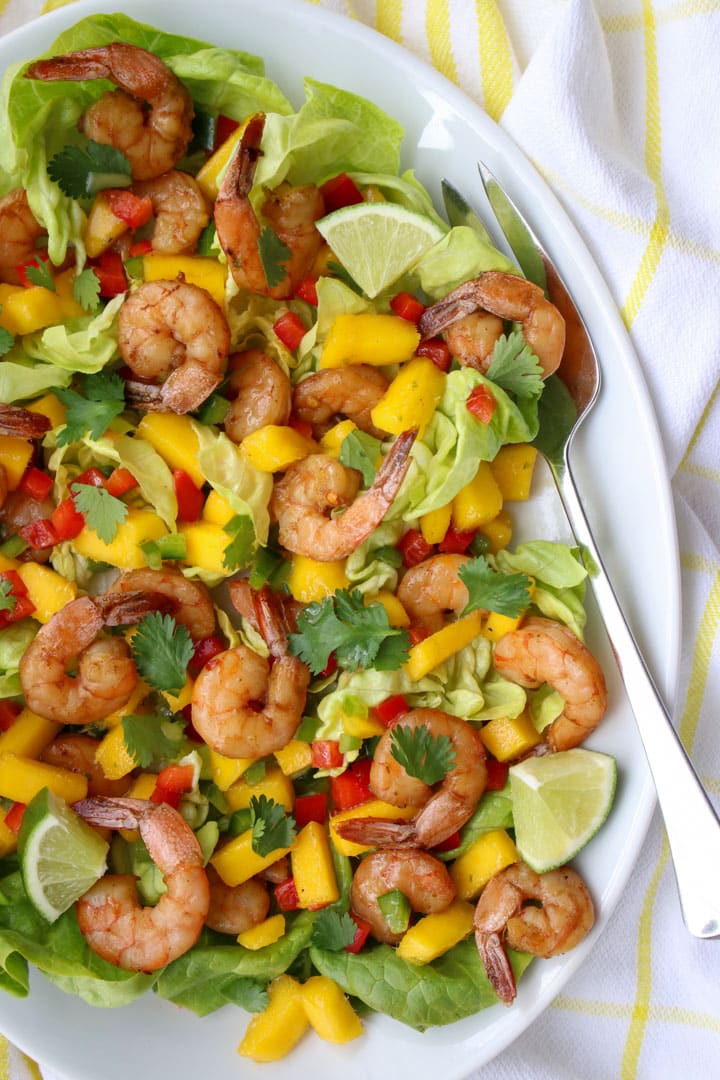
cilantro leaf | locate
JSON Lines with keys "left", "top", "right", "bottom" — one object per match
{"left": 0, "top": 313, "right": 14, "bottom": 358}
{"left": 247, "top": 543, "right": 289, "bottom": 590}
{"left": 131, "top": 613, "right": 195, "bottom": 696}
{"left": 339, "top": 429, "right": 382, "bottom": 487}
{"left": 257, "top": 226, "right": 290, "bottom": 289}
{"left": 311, "top": 909, "right": 358, "bottom": 951}
{"left": 390, "top": 724, "right": 456, "bottom": 785}
{"left": 458, "top": 555, "right": 533, "bottom": 617}
{"left": 121, "top": 713, "right": 186, "bottom": 769}
{"left": 326, "top": 260, "right": 363, "bottom": 295}
{"left": 288, "top": 589, "right": 410, "bottom": 675}
{"left": 223, "top": 514, "right": 256, "bottom": 572}
{"left": 221, "top": 979, "right": 268, "bottom": 1013}
{"left": 249, "top": 795, "right": 296, "bottom": 857}
{"left": 0, "top": 578, "right": 16, "bottom": 614}
{"left": 72, "top": 267, "right": 101, "bottom": 312}
{"left": 48, "top": 141, "right": 132, "bottom": 199}
{"left": 24, "top": 259, "right": 55, "bottom": 291}
{"left": 56, "top": 372, "right": 126, "bottom": 445}
{"left": 486, "top": 330, "right": 544, "bottom": 400}
{"left": 70, "top": 482, "right": 128, "bottom": 543}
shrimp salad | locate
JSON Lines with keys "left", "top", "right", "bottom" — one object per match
{"left": 0, "top": 12, "right": 614, "bottom": 1062}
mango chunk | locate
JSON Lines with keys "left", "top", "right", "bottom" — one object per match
{"left": 178, "top": 520, "right": 229, "bottom": 576}
{"left": 237, "top": 914, "right": 286, "bottom": 950}
{"left": 450, "top": 828, "right": 518, "bottom": 899}
{"left": 286, "top": 555, "right": 348, "bottom": 604}
{"left": 319, "top": 419, "right": 357, "bottom": 456}
{"left": 273, "top": 739, "right": 312, "bottom": 777}
{"left": 302, "top": 976, "right": 363, "bottom": 1043}
{"left": 479, "top": 712, "right": 542, "bottom": 761}
{"left": 196, "top": 121, "right": 246, "bottom": 202}
{"left": 207, "top": 749, "right": 255, "bottom": 792}
{"left": 0, "top": 752, "right": 88, "bottom": 805}
{"left": 420, "top": 503, "right": 453, "bottom": 545}
{"left": 366, "top": 590, "right": 409, "bottom": 627}
{"left": 211, "top": 830, "right": 292, "bottom": 887}
{"left": 370, "top": 356, "right": 445, "bottom": 435}
{"left": 404, "top": 610, "right": 484, "bottom": 681}
{"left": 26, "top": 393, "right": 67, "bottom": 431}
{"left": 0, "top": 284, "right": 66, "bottom": 335}
{"left": 479, "top": 508, "right": 513, "bottom": 554}
{"left": 16, "top": 563, "right": 76, "bottom": 624}
{"left": 490, "top": 444, "right": 538, "bottom": 501}
{"left": 329, "top": 798, "right": 418, "bottom": 857}
{"left": 0, "top": 435, "right": 33, "bottom": 490}
{"left": 224, "top": 766, "right": 295, "bottom": 813}
{"left": 95, "top": 724, "right": 137, "bottom": 781}
{"left": 291, "top": 821, "right": 339, "bottom": 908}
{"left": 136, "top": 413, "right": 204, "bottom": 488}
{"left": 241, "top": 425, "right": 317, "bottom": 472}
{"left": 202, "top": 489, "right": 235, "bottom": 527}
{"left": 452, "top": 461, "right": 503, "bottom": 530}
{"left": 238, "top": 974, "right": 309, "bottom": 1062}
{"left": 142, "top": 255, "right": 226, "bottom": 309}
{"left": 320, "top": 313, "right": 419, "bottom": 369}
{"left": 73, "top": 508, "right": 168, "bottom": 570}
{"left": 396, "top": 899, "right": 475, "bottom": 964}
{"left": 0, "top": 709, "right": 61, "bottom": 760}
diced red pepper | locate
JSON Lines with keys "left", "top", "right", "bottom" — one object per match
{"left": 0, "top": 570, "right": 36, "bottom": 629}
{"left": 273, "top": 311, "right": 307, "bottom": 352}
{"left": 416, "top": 337, "right": 452, "bottom": 372}
{"left": 407, "top": 624, "right": 431, "bottom": 646}
{"left": 105, "top": 189, "right": 154, "bottom": 229}
{"left": 287, "top": 415, "right": 314, "bottom": 441}
{"left": 50, "top": 497, "right": 86, "bottom": 541}
{"left": 319, "top": 172, "right": 364, "bottom": 213}
{"left": 438, "top": 523, "right": 477, "bottom": 555}
{"left": 294, "top": 276, "right": 319, "bottom": 306}
{"left": 396, "top": 528, "right": 433, "bottom": 568}
{"left": 310, "top": 740, "right": 344, "bottom": 770}
{"left": 1, "top": 570, "right": 28, "bottom": 599}
{"left": 172, "top": 469, "right": 204, "bottom": 523}
{"left": 190, "top": 634, "right": 226, "bottom": 675}
{"left": 294, "top": 793, "right": 328, "bottom": 829}
{"left": 18, "top": 466, "right": 53, "bottom": 502}
{"left": 18, "top": 518, "right": 58, "bottom": 551}
{"left": 329, "top": 757, "right": 373, "bottom": 811}
{"left": 345, "top": 913, "right": 372, "bottom": 953}
{"left": 150, "top": 763, "right": 195, "bottom": 809}
{"left": 390, "top": 291, "right": 426, "bottom": 324}
{"left": 92, "top": 251, "right": 127, "bottom": 298}
{"left": 320, "top": 652, "right": 338, "bottom": 679}
{"left": 73, "top": 467, "right": 107, "bottom": 489}
{"left": 372, "top": 694, "right": 410, "bottom": 728}
{"left": 485, "top": 758, "right": 509, "bottom": 791}
{"left": 0, "top": 701, "right": 21, "bottom": 732}
{"left": 105, "top": 467, "right": 138, "bottom": 498}
{"left": 214, "top": 113, "right": 240, "bottom": 150}
{"left": 432, "top": 830, "right": 461, "bottom": 853}
{"left": 129, "top": 239, "right": 153, "bottom": 257}
{"left": 274, "top": 876, "right": 300, "bottom": 912}
{"left": 15, "top": 251, "right": 51, "bottom": 288}
{"left": 4, "top": 801, "right": 26, "bottom": 835}
{"left": 466, "top": 383, "right": 497, "bottom": 424}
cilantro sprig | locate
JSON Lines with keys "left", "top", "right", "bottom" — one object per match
{"left": 56, "top": 371, "right": 126, "bottom": 446}
{"left": 288, "top": 588, "right": 410, "bottom": 675}
{"left": 311, "top": 909, "right": 358, "bottom": 951}
{"left": 130, "top": 613, "right": 195, "bottom": 696}
{"left": 486, "top": 330, "right": 544, "bottom": 400}
{"left": 389, "top": 724, "right": 456, "bottom": 785}
{"left": 257, "top": 226, "right": 290, "bottom": 289}
{"left": 339, "top": 429, "right": 382, "bottom": 487}
{"left": 0, "top": 578, "right": 17, "bottom": 615}
{"left": 48, "top": 141, "right": 132, "bottom": 199}
{"left": 121, "top": 714, "right": 186, "bottom": 769}
{"left": 72, "top": 267, "right": 102, "bottom": 312}
{"left": 23, "top": 258, "right": 55, "bottom": 291}
{"left": 249, "top": 795, "right": 296, "bottom": 857}
{"left": 70, "top": 483, "right": 128, "bottom": 544}
{"left": 0, "top": 310, "right": 14, "bottom": 357}
{"left": 458, "top": 555, "right": 533, "bottom": 618}
{"left": 223, "top": 514, "right": 256, "bottom": 572}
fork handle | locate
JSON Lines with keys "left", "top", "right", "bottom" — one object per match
{"left": 556, "top": 463, "right": 720, "bottom": 938}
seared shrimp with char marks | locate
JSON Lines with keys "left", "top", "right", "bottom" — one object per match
{"left": 224, "top": 349, "right": 292, "bottom": 444}
{"left": 40, "top": 734, "right": 131, "bottom": 798}
{"left": 25, "top": 44, "right": 194, "bottom": 180}
{"left": 119, "top": 278, "right": 230, "bottom": 414}
{"left": 0, "top": 190, "right": 45, "bottom": 285}
{"left": 335, "top": 709, "right": 487, "bottom": 849}
{"left": 73, "top": 797, "right": 210, "bottom": 972}
{"left": 492, "top": 616, "right": 608, "bottom": 751}
{"left": 292, "top": 365, "right": 390, "bottom": 440}
{"left": 351, "top": 849, "right": 456, "bottom": 944}
{"left": 106, "top": 565, "right": 216, "bottom": 642}
{"left": 397, "top": 553, "right": 472, "bottom": 634}
{"left": 270, "top": 428, "right": 416, "bottom": 561}
{"left": 0, "top": 404, "right": 51, "bottom": 440}
{"left": 474, "top": 861, "right": 595, "bottom": 1004}
{"left": 205, "top": 867, "right": 270, "bottom": 936}
{"left": 132, "top": 170, "right": 210, "bottom": 253}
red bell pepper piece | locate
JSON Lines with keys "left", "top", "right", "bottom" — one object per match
{"left": 105, "top": 189, "right": 154, "bottom": 229}
{"left": 407, "top": 624, "right": 431, "bottom": 646}
{"left": 92, "top": 251, "right": 127, "bottom": 298}
{"left": 72, "top": 467, "right": 107, "bottom": 489}
{"left": 485, "top": 758, "right": 509, "bottom": 791}
{"left": 329, "top": 757, "right": 373, "bottom": 810}
{"left": 390, "top": 291, "right": 426, "bottom": 324}
{"left": 15, "top": 251, "right": 51, "bottom": 288}
{"left": 466, "top": 384, "right": 497, "bottom": 424}
{"left": 320, "top": 652, "right": 338, "bottom": 679}
{"left": 294, "top": 276, "right": 319, "bottom": 306}
{"left": 18, "top": 518, "right": 58, "bottom": 551}
{"left": 105, "top": 467, "right": 138, "bottom": 498}
{"left": 173, "top": 469, "right": 204, "bottom": 523}
{"left": 50, "top": 497, "right": 86, "bottom": 541}
{"left": 287, "top": 415, "right": 314, "bottom": 441}
{"left": 274, "top": 876, "right": 300, "bottom": 912}
{"left": 0, "top": 572, "right": 36, "bottom": 628}
{"left": 310, "top": 740, "right": 344, "bottom": 770}
{"left": 0, "top": 700, "right": 21, "bottom": 732}
{"left": 4, "top": 802, "right": 26, "bottom": 835}
{"left": 319, "top": 172, "right": 364, "bottom": 212}
{"left": 214, "top": 114, "right": 240, "bottom": 150}
{"left": 18, "top": 466, "right": 53, "bottom": 502}
{"left": 372, "top": 694, "right": 410, "bottom": 728}
{"left": 294, "top": 793, "right": 328, "bottom": 829}
{"left": 345, "top": 913, "right": 372, "bottom": 953}
{"left": 150, "top": 763, "right": 195, "bottom": 808}
{"left": 416, "top": 337, "right": 452, "bottom": 372}
{"left": 273, "top": 311, "right": 307, "bottom": 352}
{"left": 129, "top": 239, "right": 154, "bottom": 257}
{"left": 190, "top": 634, "right": 226, "bottom": 674}
{"left": 432, "top": 830, "right": 461, "bottom": 853}
{"left": 396, "top": 528, "right": 433, "bottom": 568}
{"left": 438, "top": 523, "right": 476, "bottom": 555}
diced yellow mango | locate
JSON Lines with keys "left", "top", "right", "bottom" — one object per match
{"left": 225, "top": 766, "right": 295, "bottom": 813}
{"left": 302, "top": 976, "right": 364, "bottom": 1043}
{"left": 479, "top": 508, "right": 513, "bottom": 554}
{"left": 73, "top": 508, "right": 168, "bottom": 570}
{"left": 142, "top": 255, "right": 226, "bottom": 309}
{"left": 52, "top": 268, "right": 86, "bottom": 320}
{"left": 329, "top": 799, "right": 418, "bottom": 857}
{"left": 490, "top": 444, "right": 538, "bottom": 501}
{"left": 404, "top": 610, "right": 484, "bottom": 681}
{"left": 136, "top": 414, "right": 204, "bottom": 488}
{"left": 0, "top": 436, "right": 33, "bottom": 490}
{"left": 342, "top": 711, "right": 385, "bottom": 740}
{"left": 291, "top": 821, "right": 339, "bottom": 908}
{"left": 207, "top": 749, "right": 255, "bottom": 792}
{"left": 240, "top": 425, "right": 317, "bottom": 472}
{"left": 0, "top": 709, "right": 61, "bottom": 760}
{"left": 178, "top": 520, "right": 229, "bottom": 576}
{"left": 452, "top": 462, "right": 503, "bottom": 531}
{"left": 95, "top": 724, "right": 137, "bottom": 781}
{"left": 0, "top": 554, "right": 19, "bottom": 573}
{"left": 0, "top": 284, "right": 66, "bottom": 336}
{"left": 450, "top": 828, "right": 518, "bottom": 899}
{"left": 482, "top": 610, "right": 524, "bottom": 642}
{"left": 101, "top": 678, "right": 152, "bottom": 728}
{"left": 0, "top": 752, "right": 88, "bottom": 805}
{"left": 319, "top": 419, "right": 357, "bottom": 456}
{"left": 26, "top": 393, "right": 66, "bottom": 431}
{"left": 202, "top": 489, "right": 235, "bottom": 527}
{"left": 370, "top": 356, "right": 445, "bottom": 435}
{"left": 16, "top": 563, "right": 76, "bottom": 624}
{"left": 420, "top": 503, "right": 453, "bottom": 545}
{"left": 320, "top": 313, "right": 420, "bottom": 369}
{"left": 273, "top": 740, "right": 313, "bottom": 777}
{"left": 479, "top": 712, "right": 542, "bottom": 761}
{"left": 238, "top": 974, "right": 309, "bottom": 1062}
{"left": 0, "top": 814, "right": 18, "bottom": 858}
{"left": 396, "top": 899, "right": 475, "bottom": 964}
{"left": 84, "top": 190, "right": 129, "bottom": 258}
{"left": 286, "top": 555, "right": 348, "bottom": 604}
{"left": 365, "top": 590, "right": 409, "bottom": 627}
{"left": 237, "top": 913, "right": 286, "bottom": 950}
{"left": 196, "top": 121, "right": 246, "bottom": 202}
{"left": 161, "top": 675, "right": 194, "bottom": 713}
{"left": 211, "top": 829, "right": 292, "bottom": 887}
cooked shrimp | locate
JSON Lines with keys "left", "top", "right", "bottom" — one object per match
{"left": 0, "top": 189, "right": 45, "bottom": 285}
{"left": 106, "top": 566, "right": 216, "bottom": 642}
{"left": 132, "top": 170, "right": 210, "bottom": 254}
{"left": 444, "top": 311, "right": 505, "bottom": 373}
{"left": 0, "top": 404, "right": 51, "bottom": 439}
{"left": 292, "top": 366, "right": 390, "bottom": 439}
{"left": 419, "top": 271, "right": 565, "bottom": 377}
{"left": 350, "top": 849, "right": 456, "bottom": 944}
{"left": 40, "top": 734, "right": 130, "bottom": 798}
{"left": 214, "top": 112, "right": 326, "bottom": 299}
{"left": 397, "top": 553, "right": 471, "bottom": 633}
{"left": 224, "top": 349, "right": 292, "bottom": 444}
{"left": 205, "top": 867, "right": 269, "bottom": 936}
{"left": 270, "top": 428, "right": 416, "bottom": 561}
{"left": 334, "top": 709, "right": 487, "bottom": 849}
{"left": 492, "top": 616, "right": 608, "bottom": 751}
{"left": 25, "top": 45, "right": 193, "bottom": 180}
{"left": 18, "top": 591, "right": 162, "bottom": 724}
{"left": 191, "top": 585, "right": 310, "bottom": 758}
{"left": 73, "top": 797, "right": 210, "bottom": 972}
{"left": 474, "top": 861, "right": 595, "bottom": 1004}
{"left": 119, "top": 278, "right": 230, "bottom": 414}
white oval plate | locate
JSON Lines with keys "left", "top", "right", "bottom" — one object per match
{"left": 0, "top": 2, "right": 680, "bottom": 1077}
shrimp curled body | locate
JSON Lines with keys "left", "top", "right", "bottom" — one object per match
{"left": 40, "top": 735, "right": 130, "bottom": 798}
{"left": 291, "top": 366, "right": 390, "bottom": 440}
{"left": 351, "top": 849, "right": 456, "bottom": 944}
{"left": 132, "top": 170, "right": 210, "bottom": 254}
{"left": 397, "top": 553, "right": 471, "bottom": 633}
{"left": 205, "top": 868, "right": 270, "bottom": 936}
{"left": 474, "top": 861, "right": 595, "bottom": 1004}
{"left": 224, "top": 349, "right": 292, "bottom": 444}
{"left": 74, "top": 797, "right": 210, "bottom": 972}
{"left": 492, "top": 616, "right": 608, "bottom": 751}
{"left": 107, "top": 566, "right": 216, "bottom": 642}
{"left": 0, "top": 190, "right": 45, "bottom": 284}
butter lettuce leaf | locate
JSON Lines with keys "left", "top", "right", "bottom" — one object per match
{"left": 0, "top": 359, "right": 71, "bottom": 404}
{"left": 0, "top": 621, "right": 37, "bottom": 698}
{"left": 192, "top": 422, "right": 272, "bottom": 549}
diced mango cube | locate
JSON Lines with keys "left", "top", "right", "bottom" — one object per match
{"left": 95, "top": 724, "right": 137, "bottom": 780}
{"left": 202, "top": 489, "right": 235, "bottom": 527}
{"left": 286, "top": 555, "right": 348, "bottom": 604}
{"left": 240, "top": 425, "right": 317, "bottom": 472}
{"left": 319, "top": 419, "right": 357, "bottom": 456}
{"left": 0, "top": 435, "right": 33, "bottom": 490}
{"left": 0, "top": 285, "right": 66, "bottom": 335}
{"left": 370, "top": 356, "right": 445, "bottom": 435}
{"left": 404, "top": 610, "right": 484, "bottom": 681}
{"left": 291, "top": 821, "right": 339, "bottom": 908}
{"left": 73, "top": 508, "right": 168, "bottom": 570}
{"left": 0, "top": 752, "right": 88, "bottom": 805}
{"left": 196, "top": 121, "right": 246, "bottom": 202}
{"left": 482, "top": 610, "right": 524, "bottom": 641}
{"left": 161, "top": 675, "right": 194, "bottom": 712}
{"left": 237, "top": 913, "right": 286, "bottom": 950}
{"left": 320, "top": 313, "right": 419, "bottom": 369}
{"left": 479, "top": 712, "right": 542, "bottom": 761}
{"left": 420, "top": 503, "right": 453, "bottom": 545}
{"left": 450, "top": 828, "right": 518, "bottom": 899}
{"left": 0, "top": 709, "right": 61, "bottom": 759}
{"left": 365, "top": 590, "right": 409, "bottom": 627}
{"left": 452, "top": 462, "right": 503, "bottom": 530}
{"left": 329, "top": 799, "right": 418, "bottom": 857}
{"left": 341, "top": 711, "right": 385, "bottom": 740}
{"left": 142, "top": 255, "right": 225, "bottom": 309}
{"left": 84, "top": 190, "right": 130, "bottom": 258}
{"left": 26, "top": 393, "right": 66, "bottom": 431}
{"left": 396, "top": 899, "right": 475, "bottom": 964}
{"left": 479, "top": 508, "right": 513, "bottom": 554}
{"left": 16, "top": 563, "right": 76, "bottom": 623}
{"left": 238, "top": 974, "right": 309, "bottom": 1062}
{"left": 224, "top": 766, "right": 295, "bottom": 813}
{"left": 136, "top": 414, "right": 204, "bottom": 488}
{"left": 207, "top": 749, "right": 255, "bottom": 792}
{"left": 490, "top": 444, "right": 538, "bottom": 501}
{"left": 211, "top": 829, "right": 292, "bottom": 887}
{"left": 302, "top": 976, "right": 363, "bottom": 1043}
{"left": 179, "top": 520, "right": 229, "bottom": 576}
{"left": 273, "top": 740, "right": 313, "bottom": 777}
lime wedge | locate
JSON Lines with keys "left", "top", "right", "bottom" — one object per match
{"left": 509, "top": 749, "right": 617, "bottom": 873}
{"left": 18, "top": 788, "right": 109, "bottom": 923}
{"left": 316, "top": 202, "right": 445, "bottom": 298}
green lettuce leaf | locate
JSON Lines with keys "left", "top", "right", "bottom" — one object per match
{"left": 192, "top": 421, "right": 272, "bottom": 548}
{"left": 19, "top": 295, "right": 124, "bottom": 374}
{"left": 494, "top": 541, "right": 588, "bottom": 637}
{"left": 0, "top": 359, "right": 70, "bottom": 404}
{"left": 0, "top": 621, "right": 37, "bottom": 698}
{"left": 415, "top": 225, "right": 517, "bottom": 299}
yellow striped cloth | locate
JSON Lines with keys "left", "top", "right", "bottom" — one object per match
{"left": 1, "top": 1, "right": 719, "bottom": 1077}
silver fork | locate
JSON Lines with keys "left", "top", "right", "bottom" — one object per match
{"left": 441, "top": 168, "right": 720, "bottom": 939}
